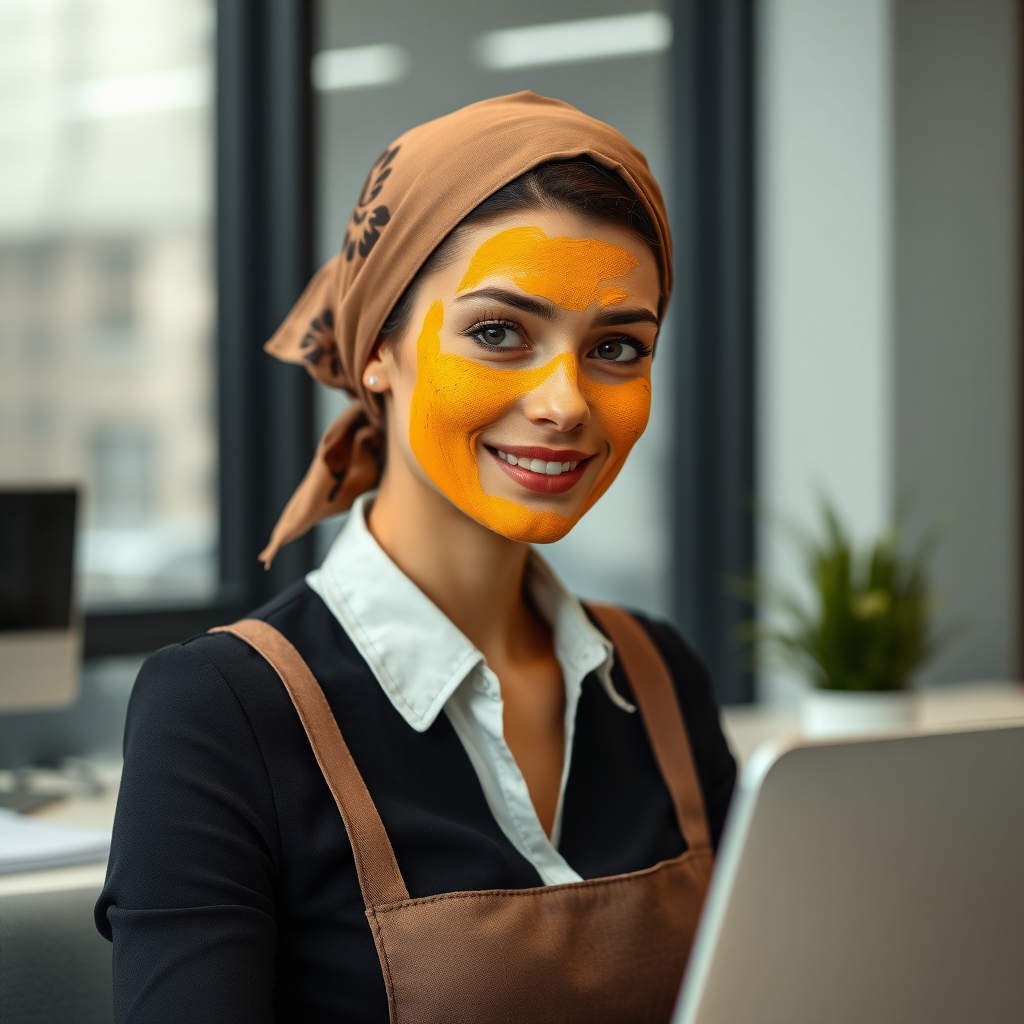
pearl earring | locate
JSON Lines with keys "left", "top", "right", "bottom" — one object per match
{"left": 367, "top": 376, "right": 378, "bottom": 387}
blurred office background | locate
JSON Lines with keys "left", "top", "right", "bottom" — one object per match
{"left": 0, "top": 0, "right": 1019, "bottom": 766}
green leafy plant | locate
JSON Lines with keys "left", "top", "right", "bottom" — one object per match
{"left": 753, "top": 503, "right": 947, "bottom": 692}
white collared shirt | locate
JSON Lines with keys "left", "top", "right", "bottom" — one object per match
{"left": 306, "top": 493, "right": 633, "bottom": 886}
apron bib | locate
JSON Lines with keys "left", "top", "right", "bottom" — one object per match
{"left": 213, "top": 605, "right": 711, "bottom": 1024}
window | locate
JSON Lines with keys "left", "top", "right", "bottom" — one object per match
{"left": 0, "top": 0, "right": 216, "bottom": 610}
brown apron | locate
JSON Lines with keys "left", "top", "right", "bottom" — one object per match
{"left": 213, "top": 604, "right": 712, "bottom": 1023}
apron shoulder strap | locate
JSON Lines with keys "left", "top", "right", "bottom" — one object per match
{"left": 584, "top": 604, "right": 713, "bottom": 853}
{"left": 210, "top": 619, "right": 410, "bottom": 906}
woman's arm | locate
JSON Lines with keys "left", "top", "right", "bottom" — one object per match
{"left": 96, "top": 640, "right": 280, "bottom": 1024}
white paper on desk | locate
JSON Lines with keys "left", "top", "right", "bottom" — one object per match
{"left": 0, "top": 808, "right": 110, "bottom": 875}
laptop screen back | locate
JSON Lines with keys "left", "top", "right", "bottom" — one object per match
{"left": 676, "top": 725, "right": 1024, "bottom": 1024}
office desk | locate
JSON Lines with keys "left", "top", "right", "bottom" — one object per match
{"left": 2, "top": 682, "right": 1022, "bottom": 895}
{"left": 0, "top": 764, "right": 119, "bottom": 897}
{"left": 721, "top": 681, "right": 1024, "bottom": 764}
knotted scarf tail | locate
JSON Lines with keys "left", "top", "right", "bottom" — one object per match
{"left": 264, "top": 254, "right": 352, "bottom": 390}
{"left": 259, "top": 402, "right": 383, "bottom": 569}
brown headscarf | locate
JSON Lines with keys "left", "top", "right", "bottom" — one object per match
{"left": 259, "top": 91, "right": 672, "bottom": 567}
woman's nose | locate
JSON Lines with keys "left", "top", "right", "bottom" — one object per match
{"left": 523, "top": 354, "right": 591, "bottom": 432}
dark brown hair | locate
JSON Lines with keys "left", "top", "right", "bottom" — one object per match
{"left": 379, "top": 157, "right": 661, "bottom": 340}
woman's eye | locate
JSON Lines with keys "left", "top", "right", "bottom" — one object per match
{"left": 471, "top": 323, "right": 522, "bottom": 349}
{"left": 593, "top": 339, "right": 642, "bottom": 363}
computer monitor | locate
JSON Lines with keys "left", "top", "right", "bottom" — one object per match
{"left": 0, "top": 488, "right": 81, "bottom": 712}
{"left": 674, "top": 723, "right": 1024, "bottom": 1024}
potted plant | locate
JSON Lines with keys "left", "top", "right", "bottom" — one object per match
{"left": 755, "top": 503, "right": 947, "bottom": 737}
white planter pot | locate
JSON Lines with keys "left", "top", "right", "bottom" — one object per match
{"left": 801, "top": 688, "right": 917, "bottom": 739}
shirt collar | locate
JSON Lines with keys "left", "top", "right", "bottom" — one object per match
{"left": 306, "top": 493, "right": 629, "bottom": 732}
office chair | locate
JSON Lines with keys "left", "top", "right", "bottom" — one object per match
{"left": 0, "top": 885, "right": 113, "bottom": 1023}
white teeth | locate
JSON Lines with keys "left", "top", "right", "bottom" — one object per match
{"left": 495, "top": 450, "right": 581, "bottom": 475}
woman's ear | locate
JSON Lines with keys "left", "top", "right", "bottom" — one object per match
{"left": 363, "top": 336, "right": 393, "bottom": 393}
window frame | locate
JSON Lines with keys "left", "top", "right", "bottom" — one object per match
{"left": 670, "top": 0, "right": 757, "bottom": 705}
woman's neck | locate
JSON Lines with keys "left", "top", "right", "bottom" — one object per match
{"left": 367, "top": 460, "right": 537, "bottom": 661}
{"left": 367, "top": 429, "right": 566, "bottom": 837}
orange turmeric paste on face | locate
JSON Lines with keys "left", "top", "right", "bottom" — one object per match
{"left": 409, "top": 227, "right": 652, "bottom": 542}
{"left": 457, "top": 226, "right": 639, "bottom": 311}
{"left": 409, "top": 303, "right": 651, "bottom": 542}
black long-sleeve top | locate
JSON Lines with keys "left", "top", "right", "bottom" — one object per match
{"left": 95, "top": 582, "right": 736, "bottom": 1022}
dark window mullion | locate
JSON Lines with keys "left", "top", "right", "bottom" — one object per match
{"left": 670, "top": 0, "right": 757, "bottom": 705}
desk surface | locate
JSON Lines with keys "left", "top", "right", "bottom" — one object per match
{"left": 721, "top": 681, "right": 1024, "bottom": 764}
{"left": 3, "top": 682, "right": 1023, "bottom": 897}
{"left": 0, "top": 764, "right": 120, "bottom": 896}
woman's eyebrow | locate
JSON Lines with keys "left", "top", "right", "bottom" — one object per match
{"left": 453, "top": 287, "right": 554, "bottom": 319}
{"left": 591, "top": 307, "right": 660, "bottom": 328}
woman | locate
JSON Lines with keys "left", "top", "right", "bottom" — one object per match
{"left": 97, "top": 92, "right": 737, "bottom": 1023}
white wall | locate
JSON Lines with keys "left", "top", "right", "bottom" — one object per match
{"left": 758, "top": 0, "right": 894, "bottom": 703}
{"left": 892, "top": 0, "right": 1019, "bottom": 684}
{"left": 758, "top": 0, "right": 1019, "bottom": 702}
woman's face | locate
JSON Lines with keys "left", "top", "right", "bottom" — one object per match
{"left": 367, "top": 207, "right": 661, "bottom": 544}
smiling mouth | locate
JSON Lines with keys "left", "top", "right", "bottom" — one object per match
{"left": 485, "top": 445, "right": 594, "bottom": 494}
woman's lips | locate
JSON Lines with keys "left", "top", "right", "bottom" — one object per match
{"left": 485, "top": 445, "right": 594, "bottom": 495}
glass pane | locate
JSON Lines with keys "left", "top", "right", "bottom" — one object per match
{"left": 313, "top": 0, "right": 672, "bottom": 618}
{"left": 0, "top": 0, "right": 217, "bottom": 607}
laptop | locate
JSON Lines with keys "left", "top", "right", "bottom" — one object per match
{"left": 674, "top": 722, "right": 1024, "bottom": 1024}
